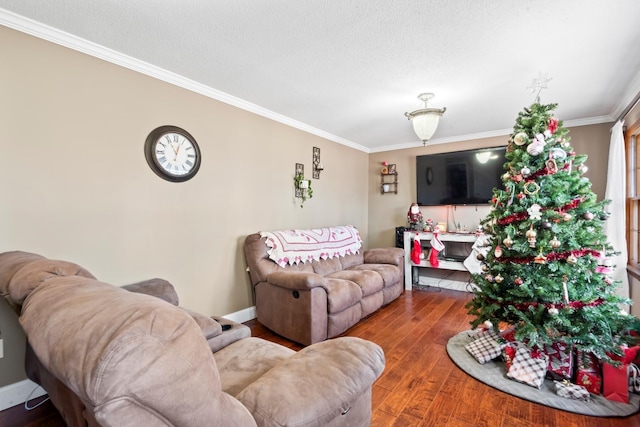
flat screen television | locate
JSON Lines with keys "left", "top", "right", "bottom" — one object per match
{"left": 416, "top": 146, "right": 507, "bottom": 206}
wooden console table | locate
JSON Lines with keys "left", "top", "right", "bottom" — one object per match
{"left": 403, "top": 230, "right": 479, "bottom": 290}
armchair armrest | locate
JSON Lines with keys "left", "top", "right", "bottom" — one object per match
{"left": 121, "top": 278, "right": 179, "bottom": 306}
{"left": 364, "top": 247, "right": 404, "bottom": 266}
{"left": 266, "top": 271, "right": 327, "bottom": 290}
{"left": 237, "top": 337, "right": 384, "bottom": 427}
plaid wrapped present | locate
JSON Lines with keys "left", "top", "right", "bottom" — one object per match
{"left": 465, "top": 329, "right": 506, "bottom": 364}
{"left": 544, "top": 341, "right": 573, "bottom": 380}
{"left": 554, "top": 380, "right": 590, "bottom": 402}
{"left": 506, "top": 346, "right": 548, "bottom": 389}
{"left": 575, "top": 350, "right": 602, "bottom": 395}
{"left": 468, "top": 326, "right": 497, "bottom": 341}
{"left": 630, "top": 364, "right": 640, "bottom": 393}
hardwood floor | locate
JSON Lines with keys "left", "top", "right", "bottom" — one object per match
{"left": 2, "top": 288, "right": 639, "bottom": 426}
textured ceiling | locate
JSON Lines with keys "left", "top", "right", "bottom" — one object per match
{"left": 2, "top": 1, "right": 640, "bottom": 152}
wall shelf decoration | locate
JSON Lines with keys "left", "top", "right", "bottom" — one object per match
{"left": 381, "top": 172, "right": 398, "bottom": 194}
{"left": 312, "top": 147, "right": 323, "bottom": 179}
{"left": 295, "top": 163, "right": 304, "bottom": 198}
{"left": 294, "top": 163, "right": 312, "bottom": 207}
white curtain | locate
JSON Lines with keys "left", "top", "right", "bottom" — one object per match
{"left": 604, "top": 120, "right": 629, "bottom": 303}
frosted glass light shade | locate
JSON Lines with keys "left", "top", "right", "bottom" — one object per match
{"left": 404, "top": 93, "right": 446, "bottom": 146}
{"left": 411, "top": 113, "right": 441, "bottom": 142}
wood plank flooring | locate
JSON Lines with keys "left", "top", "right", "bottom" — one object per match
{"left": 2, "top": 288, "right": 639, "bottom": 426}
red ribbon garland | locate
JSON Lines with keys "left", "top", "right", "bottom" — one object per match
{"left": 497, "top": 197, "right": 583, "bottom": 226}
{"left": 486, "top": 297, "right": 604, "bottom": 312}
{"left": 496, "top": 248, "right": 600, "bottom": 264}
{"left": 528, "top": 162, "right": 571, "bottom": 180}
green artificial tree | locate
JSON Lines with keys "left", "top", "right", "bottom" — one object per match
{"left": 466, "top": 102, "right": 639, "bottom": 363}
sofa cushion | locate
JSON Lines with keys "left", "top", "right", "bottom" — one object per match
{"left": 236, "top": 337, "right": 384, "bottom": 427}
{"left": 339, "top": 252, "right": 365, "bottom": 269}
{"left": 347, "top": 264, "right": 403, "bottom": 288}
{"left": 326, "top": 269, "right": 384, "bottom": 297}
{"left": 8, "top": 258, "right": 95, "bottom": 305}
{"left": 214, "top": 337, "right": 296, "bottom": 396}
{"left": 311, "top": 257, "right": 343, "bottom": 276}
{"left": 325, "top": 278, "right": 362, "bottom": 313}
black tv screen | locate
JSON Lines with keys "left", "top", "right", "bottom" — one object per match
{"left": 416, "top": 146, "right": 507, "bottom": 206}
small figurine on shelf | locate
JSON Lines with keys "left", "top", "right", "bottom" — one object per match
{"left": 407, "top": 203, "right": 423, "bottom": 230}
{"left": 425, "top": 218, "right": 433, "bottom": 232}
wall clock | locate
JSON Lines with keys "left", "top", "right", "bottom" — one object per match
{"left": 144, "top": 125, "right": 201, "bottom": 182}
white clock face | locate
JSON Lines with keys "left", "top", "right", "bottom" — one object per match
{"left": 145, "top": 126, "right": 201, "bottom": 182}
{"left": 154, "top": 132, "right": 197, "bottom": 176}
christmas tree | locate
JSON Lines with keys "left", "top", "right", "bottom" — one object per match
{"left": 466, "top": 102, "right": 639, "bottom": 363}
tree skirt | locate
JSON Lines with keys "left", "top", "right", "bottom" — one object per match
{"left": 446, "top": 331, "right": 640, "bottom": 417}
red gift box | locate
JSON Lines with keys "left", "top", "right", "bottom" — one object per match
{"left": 544, "top": 341, "right": 573, "bottom": 380}
{"left": 575, "top": 351, "right": 602, "bottom": 395}
{"left": 602, "top": 346, "right": 640, "bottom": 403}
{"left": 503, "top": 343, "right": 517, "bottom": 370}
{"left": 500, "top": 326, "right": 517, "bottom": 343}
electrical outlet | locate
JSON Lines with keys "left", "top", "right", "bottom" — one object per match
{"left": 0, "top": 339, "right": 3, "bottom": 359}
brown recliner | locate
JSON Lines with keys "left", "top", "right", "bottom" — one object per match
{"left": 244, "top": 230, "right": 404, "bottom": 345}
{"left": 0, "top": 251, "right": 385, "bottom": 427}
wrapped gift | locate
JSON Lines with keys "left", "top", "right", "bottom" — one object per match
{"left": 575, "top": 350, "right": 602, "bottom": 395}
{"left": 602, "top": 346, "right": 640, "bottom": 403}
{"left": 544, "top": 341, "right": 573, "bottom": 380}
{"left": 630, "top": 364, "right": 640, "bottom": 394}
{"left": 554, "top": 380, "right": 590, "bottom": 402}
{"left": 465, "top": 329, "right": 506, "bottom": 364}
{"left": 468, "top": 326, "right": 498, "bottom": 341}
{"left": 506, "top": 345, "right": 549, "bottom": 389}
{"left": 500, "top": 325, "right": 517, "bottom": 343}
{"left": 502, "top": 342, "right": 517, "bottom": 371}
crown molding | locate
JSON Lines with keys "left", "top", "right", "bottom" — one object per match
{"left": 370, "top": 114, "right": 616, "bottom": 154}
{"left": 0, "top": 8, "right": 624, "bottom": 156}
{"left": 0, "top": 8, "right": 370, "bottom": 153}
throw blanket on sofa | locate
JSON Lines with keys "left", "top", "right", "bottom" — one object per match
{"left": 260, "top": 226, "right": 362, "bottom": 267}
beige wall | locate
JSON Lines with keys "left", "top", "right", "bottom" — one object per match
{"left": 0, "top": 24, "right": 624, "bottom": 389}
{"left": 0, "top": 26, "right": 369, "bottom": 386}
{"left": 368, "top": 123, "right": 612, "bottom": 249}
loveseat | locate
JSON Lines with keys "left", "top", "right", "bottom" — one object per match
{"left": 244, "top": 226, "right": 404, "bottom": 345}
{"left": 0, "top": 251, "right": 385, "bottom": 427}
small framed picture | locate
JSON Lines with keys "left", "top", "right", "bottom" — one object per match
{"left": 388, "top": 164, "right": 397, "bottom": 174}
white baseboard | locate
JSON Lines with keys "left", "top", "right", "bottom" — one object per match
{"left": 222, "top": 305, "right": 256, "bottom": 324}
{"left": 0, "top": 379, "right": 47, "bottom": 412}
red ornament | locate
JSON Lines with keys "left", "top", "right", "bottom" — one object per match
{"left": 547, "top": 117, "right": 559, "bottom": 134}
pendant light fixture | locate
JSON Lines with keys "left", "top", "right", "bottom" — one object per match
{"left": 404, "top": 93, "right": 446, "bottom": 146}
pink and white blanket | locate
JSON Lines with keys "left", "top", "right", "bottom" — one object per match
{"left": 260, "top": 225, "right": 362, "bottom": 267}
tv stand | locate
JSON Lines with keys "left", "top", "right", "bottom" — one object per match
{"left": 403, "top": 230, "right": 479, "bottom": 290}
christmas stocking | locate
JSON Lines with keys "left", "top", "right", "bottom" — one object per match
{"left": 429, "top": 232, "right": 445, "bottom": 267}
{"left": 411, "top": 234, "right": 422, "bottom": 264}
